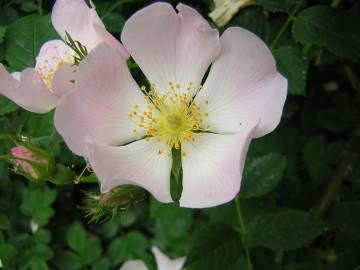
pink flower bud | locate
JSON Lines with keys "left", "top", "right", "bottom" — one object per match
{"left": 11, "top": 146, "right": 46, "bottom": 179}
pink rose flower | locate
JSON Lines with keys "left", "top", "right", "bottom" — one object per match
{"left": 0, "top": 0, "right": 128, "bottom": 113}
{"left": 55, "top": 3, "right": 287, "bottom": 208}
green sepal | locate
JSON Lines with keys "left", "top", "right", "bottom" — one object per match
{"left": 49, "top": 164, "right": 76, "bottom": 185}
{"left": 170, "top": 147, "right": 183, "bottom": 203}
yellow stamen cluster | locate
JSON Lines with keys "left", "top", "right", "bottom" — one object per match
{"left": 129, "top": 81, "right": 210, "bottom": 156}
{"left": 36, "top": 46, "right": 74, "bottom": 90}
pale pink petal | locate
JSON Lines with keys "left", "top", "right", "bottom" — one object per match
{"left": 119, "top": 260, "right": 148, "bottom": 270}
{"left": 52, "top": 64, "right": 77, "bottom": 97}
{"left": 180, "top": 122, "right": 258, "bottom": 208}
{"left": 121, "top": 3, "right": 220, "bottom": 95}
{"left": 35, "top": 40, "right": 74, "bottom": 91}
{"left": 0, "top": 64, "right": 58, "bottom": 113}
{"left": 175, "top": 3, "right": 220, "bottom": 95}
{"left": 195, "top": 27, "right": 287, "bottom": 138}
{"left": 55, "top": 44, "right": 147, "bottom": 156}
{"left": 152, "top": 247, "right": 185, "bottom": 270}
{"left": 52, "top": 0, "right": 129, "bottom": 58}
{"left": 86, "top": 138, "right": 173, "bottom": 203}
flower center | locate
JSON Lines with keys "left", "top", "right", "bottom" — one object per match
{"left": 129, "top": 81, "right": 211, "bottom": 156}
{"left": 36, "top": 45, "right": 74, "bottom": 91}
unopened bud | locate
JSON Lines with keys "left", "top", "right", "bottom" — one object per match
{"left": 10, "top": 146, "right": 55, "bottom": 181}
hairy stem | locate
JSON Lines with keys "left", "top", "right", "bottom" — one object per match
{"left": 235, "top": 197, "right": 253, "bottom": 270}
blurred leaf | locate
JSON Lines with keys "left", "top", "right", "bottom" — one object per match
{"left": 91, "top": 257, "right": 111, "bottom": 270}
{"left": 29, "top": 256, "right": 49, "bottom": 270}
{"left": 5, "top": 15, "right": 59, "bottom": 70}
{"left": 0, "top": 214, "right": 10, "bottom": 230}
{"left": 81, "top": 236, "right": 102, "bottom": 265}
{"left": 0, "top": 7, "right": 19, "bottom": 26}
{"left": 107, "top": 231, "right": 148, "bottom": 267}
{"left": 256, "top": 0, "right": 298, "bottom": 12}
{"left": 29, "top": 243, "right": 53, "bottom": 260}
{"left": 228, "top": 6, "right": 271, "bottom": 43}
{"left": 302, "top": 136, "right": 330, "bottom": 181}
{"left": 328, "top": 201, "right": 360, "bottom": 270}
{"left": 103, "top": 13, "right": 125, "bottom": 33}
{"left": 292, "top": 6, "right": 360, "bottom": 61}
{"left": 54, "top": 251, "right": 82, "bottom": 270}
{"left": 66, "top": 222, "right": 86, "bottom": 254}
{"left": 0, "top": 243, "right": 17, "bottom": 261}
{"left": 33, "top": 229, "right": 51, "bottom": 244}
{"left": 21, "top": 186, "right": 57, "bottom": 226}
{"left": 185, "top": 224, "right": 243, "bottom": 270}
{"left": 20, "top": 2, "right": 38, "bottom": 13}
{"left": 274, "top": 45, "right": 308, "bottom": 95}
{"left": 0, "top": 26, "right": 6, "bottom": 44}
{"left": 240, "top": 153, "right": 287, "bottom": 198}
{"left": 0, "top": 96, "right": 18, "bottom": 116}
{"left": 247, "top": 209, "right": 324, "bottom": 250}
{"left": 150, "top": 200, "right": 192, "bottom": 254}
{"left": 24, "top": 111, "right": 54, "bottom": 137}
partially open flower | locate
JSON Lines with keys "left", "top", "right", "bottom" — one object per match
{"left": 55, "top": 3, "right": 287, "bottom": 208}
{"left": 0, "top": 0, "right": 128, "bottom": 113}
{"left": 120, "top": 246, "right": 185, "bottom": 270}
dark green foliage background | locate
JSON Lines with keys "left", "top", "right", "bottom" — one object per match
{"left": 0, "top": 0, "right": 359, "bottom": 269}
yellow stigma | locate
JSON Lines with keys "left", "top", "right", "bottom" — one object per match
{"left": 129, "top": 81, "right": 210, "bottom": 155}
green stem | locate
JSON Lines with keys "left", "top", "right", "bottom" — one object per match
{"left": 101, "top": 0, "right": 131, "bottom": 20}
{"left": 38, "top": 0, "right": 42, "bottom": 15}
{"left": 270, "top": 0, "right": 303, "bottom": 50}
{"left": 313, "top": 155, "right": 352, "bottom": 218}
{"left": 235, "top": 197, "right": 253, "bottom": 270}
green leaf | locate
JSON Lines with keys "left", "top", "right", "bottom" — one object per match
{"left": 24, "top": 111, "right": 54, "bottom": 137}
{"left": 0, "top": 7, "right": 19, "bottom": 26}
{"left": 302, "top": 136, "right": 330, "bottom": 180}
{"left": 228, "top": 7, "right": 271, "bottom": 44}
{"left": 0, "top": 96, "right": 18, "bottom": 116}
{"left": 102, "top": 13, "right": 125, "bottom": 33}
{"left": 29, "top": 256, "right": 49, "bottom": 270}
{"left": 21, "top": 186, "right": 57, "bottom": 226}
{"left": 150, "top": 199, "right": 192, "bottom": 254}
{"left": 274, "top": 46, "right": 308, "bottom": 95}
{"left": 81, "top": 236, "right": 102, "bottom": 265}
{"left": 240, "top": 153, "right": 287, "bottom": 198}
{"left": 0, "top": 243, "right": 16, "bottom": 262}
{"left": 5, "top": 15, "right": 59, "bottom": 70}
{"left": 185, "top": 224, "right": 243, "bottom": 270}
{"left": 292, "top": 6, "right": 360, "bottom": 62}
{"left": 107, "top": 231, "right": 149, "bottom": 267}
{"left": 54, "top": 251, "right": 82, "bottom": 270}
{"left": 247, "top": 209, "right": 324, "bottom": 250}
{"left": 33, "top": 229, "right": 51, "bottom": 244}
{"left": 91, "top": 257, "right": 111, "bottom": 270}
{"left": 256, "top": 0, "right": 298, "bottom": 12}
{"left": 21, "top": 2, "right": 38, "bottom": 13}
{"left": 0, "top": 214, "right": 10, "bottom": 230}
{"left": 66, "top": 222, "right": 86, "bottom": 254}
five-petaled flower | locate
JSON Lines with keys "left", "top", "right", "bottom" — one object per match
{"left": 0, "top": 0, "right": 128, "bottom": 113}
{"left": 54, "top": 2, "right": 287, "bottom": 208}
